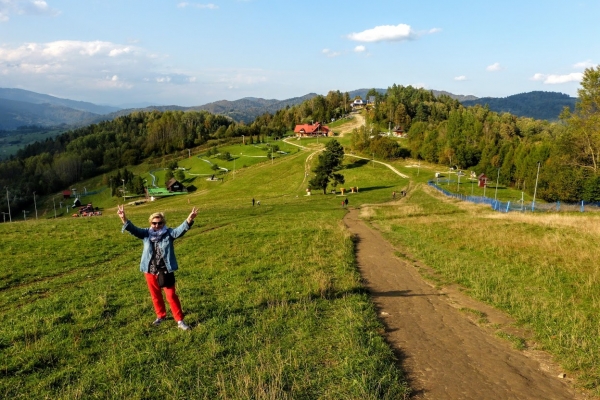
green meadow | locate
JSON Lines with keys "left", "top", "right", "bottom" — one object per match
{"left": 4, "top": 136, "right": 600, "bottom": 398}
{"left": 1, "top": 147, "right": 410, "bottom": 399}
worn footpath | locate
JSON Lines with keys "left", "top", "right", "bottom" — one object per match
{"left": 343, "top": 208, "right": 586, "bottom": 400}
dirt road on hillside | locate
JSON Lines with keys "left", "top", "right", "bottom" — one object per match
{"left": 337, "top": 112, "right": 365, "bottom": 136}
{"left": 343, "top": 208, "right": 586, "bottom": 399}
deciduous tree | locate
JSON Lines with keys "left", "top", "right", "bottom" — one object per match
{"left": 309, "top": 139, "right": 345, "bottom": 194}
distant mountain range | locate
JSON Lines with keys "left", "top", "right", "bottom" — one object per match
{"left": 106, "top": 93, "right": 319, "bottom": 124}
{"left": 0, "top": 87, "right": 578, "bottom": 132}
{"left": 0, "top": 88, "right": 120, "bottom": 130}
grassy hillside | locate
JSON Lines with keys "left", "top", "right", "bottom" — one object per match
{"left": 5, "top": 131, "right": 600, "bottom": 396}
{"left": 0, "top": 143, "right": 410, "bottom": 399}
{"left": 365, "top": 183, "right": 600, "bottom": 392}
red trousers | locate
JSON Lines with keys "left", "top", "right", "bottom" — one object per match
{"left": 144, "top": 273, "right": 184, "bottom": 322}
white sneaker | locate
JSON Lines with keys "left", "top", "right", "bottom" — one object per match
{"left": 177, "top": 321, "right": 190, "bottom": 331}
{"left": 152, "top": 317, "right": 165, "bottom": 326}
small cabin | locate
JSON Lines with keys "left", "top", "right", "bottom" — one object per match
{"left": 478, "top": 173, "right": 488, "bottom": 188}
{"left": 166, "top": 178, "right": 185, "bottom": 192}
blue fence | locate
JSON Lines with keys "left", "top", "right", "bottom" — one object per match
{"left": 427, "top": 181, "right": 600, "bottom": 213}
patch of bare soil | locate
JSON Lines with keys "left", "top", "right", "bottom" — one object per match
{"left": 343, "top": 208, "right": 589, "bottom": 399}
{"left": 336, "top": 113, "right": 365, "bottom": 136}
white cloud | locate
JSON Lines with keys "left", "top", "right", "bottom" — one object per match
{"left": 109, "top": 47, "right": 133, "bottom": 57}
{"left": 177, "top": 2, "right": 218, "bottom": 9}
{"left": 354, "top": 45, "right": 366, "bottom": 53}
{"left": 454, "top": 75, "right": 467, "bottom": 81}
{"left": 573, "top": 60, "right": 595, "bottom": 69}
{"left": 211, "top": 69, "right": 268, "bottom": 90}
{"left": 347, "top": 23, "right": 416, "bottom": 43}
{"left": 531, "top": 73, "right": 545, "bottom": 81}
{"left": 0, "top": 40, "right": 274, "bottom": 105}
{"left": 0, "top": 40, "right": 201, "bottom": 98}
{"left": 531, "top": 72, "right": 583, "bottom": 84}
{"left": 322, "top": 48, "right": 341, "bottom": 58}
{"left": 0, "top": 0, "right": 59, "bottom": 21}
{"left": 486, "top": 62, "right": 502, "bottom": 72}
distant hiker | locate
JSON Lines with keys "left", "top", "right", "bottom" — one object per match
{"left": 392, "top": 191, "right": 396, "bottom": 199}
{"left": 252, "top": 198, "right": 255, "bottom": 206}
{"left": 257, "top": 200, "right": 261, "bottom": 206}
{"left": 117, "top": 205, "right": 198, "bottom": 331}
{"left": 342, "top": 200, "right": 345, "bottom": 208}
{"left": 344, "top": 198, "right": 349, "bottom": 207}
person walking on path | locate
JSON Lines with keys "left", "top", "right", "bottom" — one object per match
{"left": 252, "top": 198, "right": 255, "bottom": 206}
{"left": 344, "top": 198, "right": 349, "bottom": 207}
{"left": 117, "top": 205, "right": 198, "bottom": 330}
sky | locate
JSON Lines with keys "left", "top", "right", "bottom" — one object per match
{"left": 0, "top": 0, "right": 598, "bottom": 107}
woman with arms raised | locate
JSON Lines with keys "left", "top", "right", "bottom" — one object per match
{"left": 118, "top": 205, "right": 198, "bottom": 330}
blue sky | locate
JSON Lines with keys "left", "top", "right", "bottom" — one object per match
{"left": 0, "top": 0, "right": 598, "bottom": 107}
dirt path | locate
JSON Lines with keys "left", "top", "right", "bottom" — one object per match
{"left": 336, "top": 112, "right": 365, "bottom": 136}
{"left": 343, "top": 208, "right": 585, "bottom": 399}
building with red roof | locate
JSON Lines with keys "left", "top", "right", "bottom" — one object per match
{"left": 293, "top": 122, "right": 331, "bottom": 137}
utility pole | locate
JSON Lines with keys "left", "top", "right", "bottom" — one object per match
{"left": 5, "top": 187, "right": 11, "bottom": 222}
{"left": 532, "top": 162, "right": 541, "bottom": 211}
{"left": 494, "top": 169, "right": 500, "bottom": 201}
{"left": 33, "top": 191, "right": 38, "bottom": 219}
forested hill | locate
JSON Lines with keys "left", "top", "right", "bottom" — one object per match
{"left": 194, "top": 93, "right": 318, "bottom": 123}
{"left": 0, "top": 98, "right": 102, "bottom": 130}
{"left": 461, "top": 91, "right": 577, "bottom": 121}
{"left": 107, "top": 93, "right": 319, "bottom": 124}
{"left": 347, "top": 88, "right": 478, "bottom": 103}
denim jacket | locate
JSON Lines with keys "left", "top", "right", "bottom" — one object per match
{"left": 122, "top": 219, "right": 194, "bottom": 273}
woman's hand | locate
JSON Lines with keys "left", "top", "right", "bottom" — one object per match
{"left": 187, "top": 207, "right": 198, "bottom": 224}
{"left": 117, "top": 205, "right": 127, "bottom": 224}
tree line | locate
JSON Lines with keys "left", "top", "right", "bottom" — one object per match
{"left": 1, "top": 66, "right": 599, "bottom": 216}
{"left": 349, "top": 68, "right": 600, "bottom": 203}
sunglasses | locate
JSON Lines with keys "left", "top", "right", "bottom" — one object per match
{"left": 151, "top": 221, "right": 164, "bottom": 226}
